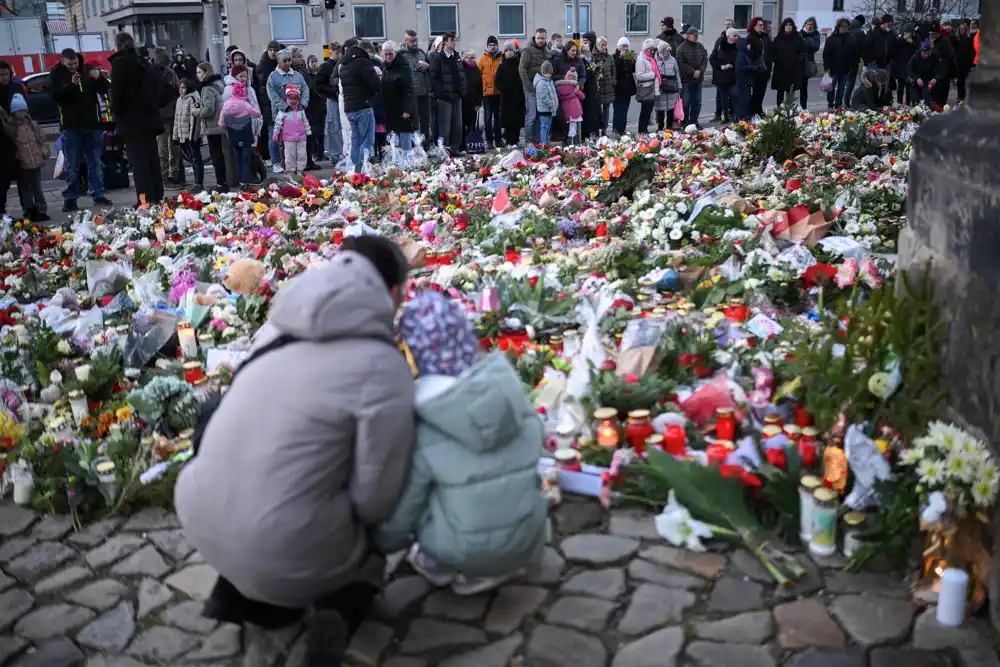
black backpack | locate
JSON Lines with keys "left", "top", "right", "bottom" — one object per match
{"left": 191, "top": 334, "right": 295, "bottom": 455}
{"left": 142, "top": 62, "right": 177, "bottom": 110}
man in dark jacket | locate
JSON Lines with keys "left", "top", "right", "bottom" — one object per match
{"left": 152, "top": 48, "right": 182, "bottom": 185}
{"left": 823, "top": 18, "right": 860, "bottom": 108}
{"left": 430, "top": 32, "right": 465, "bottom": 155}
{"left": 892, "top": 26, "right": 919, "bottom": 103}
{"left": 518, "top": 28, "right": 548, "bottom": 144}
{"left": 908, "top": 39, "right": 945, "bottom": 106}
{"left": 257, "top": 40, "right": 282, "bottom": 166}
{"left": 316, "top": 42, "right": 343, "bottom": 161}
{"left": 48, "top": 48, "right": 114, "bottom": 212}
{"left": 0, "top": 60, "right": 27, "bottom": 113}
{"left": 866, "top": 15, "right": 898, "bottom": 72}
{"left": 400, "top": 30, "right": 432, "bottom": 142}
{"left": 459, "top": 50, "right": 483, "bottom": 152}
{"left": 172, "top": 48, "right": 195, "bottom": 79}
{"left": 657, "top": 17, "right": 684, "bottom": 54}
{"left": 339, "top": 40, "right": 382, "bottom": 167}
{"left": 676, "top": 28, "right": 708, "bottom": 127}
{"left": 612, "top": 38, "right": 635, "bottom": 135}
{"left": 845, "top": 16, "right": 866, "bottom": 104}
{"left": 928, "top": 22, "right": 955, "bottom": 104}
{"left": 109, "top": 32, "right": 165, "bottom": 206}
{"left": 710, "top": 29, "right": 739, "bottom": 122}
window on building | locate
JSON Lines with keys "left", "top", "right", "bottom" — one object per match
{"left": 762, "top": 2, "right": 777, "bottom": 24}
{"left": 681, "top": 3, "right": 703, "bottom": 30}
{"left": 833, "top": 0, "right": 845, "bottom": 10}
{"left": 497, "top": 3, "right": 525, "bottom": 37}
{"left": 564, "top": 3, "right": 591, "bottom": 33}
{"left": 269, "top": 5, "right": 306, "bottom": 43}
{"left": 733, "top": 3, "right": 753, "bottom": 29}
{"left": 625, "top": 3, "right": 649, "bottom": 34}
{"left": 428, "top": 4, "right": 458, "bottom": 37}
{"left": 353, "top": 4, "right": 386, "bottom": 40}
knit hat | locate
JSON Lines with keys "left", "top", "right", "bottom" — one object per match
{"left": 642, "top": 38, "right": 657, "bottom": 50}
{"left": 684, "top": 26, "right": 700, "bottom": 35}
{"left": 502, "top": 39, "right": 516, "bottom": 52}
{"left": 663, "top": 16, "right": 675, "bottom": 27}
{"left": 344, "top": 37, "right": 360, "bottom": 48}
{"left": 8, "top": 94, "right": 26, "bottom": 113}
{"left": 880, "top": 14, "right": 893, "bottom": 24}
{"left": 284, "top": 84, "right": 300, "bottom": 100}
{"left": 919, "top": 39, "right": 933, "bottom": 51}
{"left": 276, "top": 48, "right": 292, "bottom": 61}
{"left": 565, "top": 67, "right": 578, "bottom": 80}
{"left": 397, "top": 292, "right": 477, "bottom": 378}
{"left": 232, "top": 81, "right": 248, "bottom": 99}
{"left": 266, "top": 40, "right": 281, "bottom": 51}
{"left": 487, "top": 35, "right": 498, "bottom": 47}
{"left": 617, "top": 37, "right": 630, "bottom": 48}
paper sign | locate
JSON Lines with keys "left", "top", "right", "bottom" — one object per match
{"left": 22, "top": 57, "right": 34, "bottom": 74}
{"left": 206, "top": 348, "right": 248, "bottom": 372}
{"left": 491, "top": 186, "right": 510, "bottom": 214}
{"left": 746, "top": 314, "right": 784, "bottom": 339}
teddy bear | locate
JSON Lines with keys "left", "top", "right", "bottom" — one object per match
{"left": 223, "top": 258, "right": 266, "bottom": 296}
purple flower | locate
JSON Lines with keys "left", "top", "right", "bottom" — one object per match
{"left": 557, "top": 218, "right": 580, "bottom": 238}
{"left": 170, "top": 270, "right": 197, "bottom": 305}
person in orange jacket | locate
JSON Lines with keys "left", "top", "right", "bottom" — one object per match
{"left": 974, "top": 29, "right": 979, "bottom": 64}
{"left": 477, "top": 36, "right": 503, "bottom": 148}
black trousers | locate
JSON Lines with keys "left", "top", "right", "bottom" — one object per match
{"left": 206, "top": 134, "right": 229, "bottom": 190}
{"left": 124, "top": 133, "right": 163, "bottom": 205}
{"left": 655, "top": 109, "right": 675, "bottom": 131}
{"left": 205, "top": 575, "right": 378, "bottom": 634}
{"left": 483, "top": 95, "right": 502, "bottom": 144}
{"left": 415, "top": 94, "right": 431, "bottom": 141}
{"left": 637, "top": 100, "right": 654, "bottom": 133}
{"left": 751, "top": 72, "right": 769, "bottom": 116}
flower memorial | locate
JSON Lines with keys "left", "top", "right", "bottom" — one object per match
{"left": 0, "top": 103, "right": 993, "bottom": 620}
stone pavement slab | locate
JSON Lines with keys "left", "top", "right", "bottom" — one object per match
{"left": 0, "top": 495, "right": 993, "bottom": 667}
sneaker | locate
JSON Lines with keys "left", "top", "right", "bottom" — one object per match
{"left": 406, "top": 544, "right": 456, "bottom": 587}
{"left": 32, "top": 212, "right": 51, "bottom": 223}
{"left": 62, "top": 201, "right": 78, "bottom": 213}
{"left": 272, "top": 164, "right": 285, "bottom": 174}
{"left": 711, "top": 114, "right": 722, "bottom": 122}
{"left": 450, "top": 570, "right": 524, "bottom": 596}
{"left": 93, "top": 196, "right": 113, "bottom": 205}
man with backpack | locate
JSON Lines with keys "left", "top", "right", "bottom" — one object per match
{"left": 110, "top": 31, "right": 168, "bottom": 205}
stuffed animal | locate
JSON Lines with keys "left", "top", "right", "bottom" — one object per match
{"left": 223, "top": 258, "right": 266, "bottom": 296}
{"left": 541, "top": 467, "right": 561, "bottom": 506}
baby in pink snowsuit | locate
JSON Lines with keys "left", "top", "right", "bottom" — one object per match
{"left": 555, "top": 68, "right": 584, "bottom": 143}
{"left": 272, "top": 84, "right": 311, "bottom": 175}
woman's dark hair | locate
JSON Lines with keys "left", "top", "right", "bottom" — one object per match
{"left": 340, "top": 236, "right": 409, "bottom": 289}
{"left": 0, "top": 59, "right": 10, "bottom": 73}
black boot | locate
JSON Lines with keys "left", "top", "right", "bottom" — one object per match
{"left": 305, "top": 582, "right": 379, "bottom": 667}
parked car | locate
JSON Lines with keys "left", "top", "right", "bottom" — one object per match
{"left": 23, "top": 72, "right": 59, "bottom": 126}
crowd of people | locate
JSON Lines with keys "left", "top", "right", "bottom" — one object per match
{"left": 0, "top": 10, "right": 980, "bottom": 221}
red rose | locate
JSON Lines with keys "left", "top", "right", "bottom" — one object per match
{"left": 528, "top": 276, "right": 539, "bottom": 287}
{"left": 802, "top": 263, "right": 837, "bottom": 288}
{"left": 600, "top": 359, "right": 617, "bottom": 372}
{"left": 799, "top": 442, "right": 818, "bottom": 467}
{"left": 765, "top": 448, "right": 788, "bottom": 470}
{"left": 694, "top": 365, "right": 713, "bottom": 378}
{"left": 624, "top": 373, "right": 640, "bottom": 383}
{"left": 595, "top": 223, "right": 608, "bottom": 237}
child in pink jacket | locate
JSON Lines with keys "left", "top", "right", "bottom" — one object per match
{"left": 555, "top": 67, "right": 584, "bottom": 144}
{"left": 272, "top": 84, "right": 311, "bottom": 176}
{"left": 218, "top": 81, "right": 261, "bottom": 188}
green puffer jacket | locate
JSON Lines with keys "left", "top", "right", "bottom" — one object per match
{"left": 593, "top": 51, "right": 617, "bottom": 104}
{"left": 375, "top": 352, "right": 548, "bottom": 576}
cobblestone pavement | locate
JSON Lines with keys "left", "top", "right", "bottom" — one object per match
{"left": 1, "top": 498, "right": 998, "bottom": 667}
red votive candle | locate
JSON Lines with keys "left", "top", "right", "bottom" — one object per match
{"left": 715, "top": 407, "right": 737, "bottom": 441}
{"left": 706, "top": 441, "right": 733, "bottom": 466}
{"left": 663, "top": 424, "right": 687, "bottom": 456}
{"left": 183, "top": 361, "right": 205, "bottom": 384}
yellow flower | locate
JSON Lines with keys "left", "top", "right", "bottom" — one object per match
{"left": 399, "top": 194, "right": 408, "bottom": 203}
{"left": 254, "top": 202, "right": 269, "bottom": 215}
{"left": 115, "top": 406, "right": 133, "bottom": 422}
{"left": 711, "top": 274, "right": 723, "bottom": 284}
{"left": 323, "top": 189, "right": 333, "bottom": 199}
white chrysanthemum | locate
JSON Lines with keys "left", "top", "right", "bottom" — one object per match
{"left": 899, "top": 448, "right": 924, "bottom": 466}
{"left": 675, "top": 202, "right": 689, "bottom": 215}
{"left": 971, "top": 476, "right": 998, "bottom": 507}
{"left": 845, "top": 221, "right": 861, "bottom": 235}
{"left": 928, "top": 421, "right": 963, "bottom": 452}
{"left": 724, "top": 208, "right": 735, "bottom": 217}
{"left": 945, "top": 452, "right": 976, "bottom": 484}
{"left": 669, "top": 229, "right": 684, "bottom": 241}
{"left": 917, "top": 458, "right": 945, "bottom": 486}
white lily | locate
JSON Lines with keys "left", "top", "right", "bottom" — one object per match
{"left": 654, "top": 490, "right": 714, "bottom": 552}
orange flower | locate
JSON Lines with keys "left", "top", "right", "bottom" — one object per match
{"left": 601, "top": 166, "right": 611, "bottom": 181}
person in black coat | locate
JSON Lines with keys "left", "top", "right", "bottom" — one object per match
{"left": 851, "top": 68, "right": 891, "bottom": 110}
{"left": 798, "top": 17, "right": 821, "bottom": 107}
{"left": 581, "top": 50, "right": 602, "bottom": 139}
{"left": 907, "top": 40, "right": 946, "bottom": 106}
{"left": 954, "top": 22, "right": 975, "bottom": 102}
{"left": 823, "top": 18, "right": 860, "bottom": 108}
{"left": 495, "top": 42, "right": 523, "bottom": 146}
{"left": 710, "top": 29, "right": 739, "bottom": 122}
{"left": 109, "top": 32, "right": 165, "bottom": 206}
{"left": 380, "top": 42, "right": 418, "bottom": 151}
{"left": 866, "top": 15, "right": 898, "bottom": 72}
{"left": 927, "top": 23, "right": 955, "bottom": 105}
{"left": 552, "top": 42, "right": 587, "bottom": 85}
{"left": 612, "top": 39, "right": 636, "bottom": 135}
{"left": 256, "top": 40, "right": 282, "bottom": 165}
{"left": 340, "top": 41, "right": 383, "bottom": 166}
{"left": 770, "top": 18, "right": 805, "bottom": 105}
{"left": 746, "top": 17, "right": 769, "bottom": 116}
{"left": 459, "top": 50, "right": 483, "bottom": 151}
{"left": 892, "top": 27, "right": 919, "bottom": 104}
{"left": 429, "top": 33, "right": 466, "bottom": 154}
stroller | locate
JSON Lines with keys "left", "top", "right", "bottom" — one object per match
{"left": 101, "top": 131, "right": 130, "bottom": 191}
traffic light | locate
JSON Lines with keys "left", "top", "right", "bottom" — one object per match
{"left": 326, "top": 0, "right": 345, "bottom": 22}
{"left": 219, "top": 0, "right": 229, "bottom": 38}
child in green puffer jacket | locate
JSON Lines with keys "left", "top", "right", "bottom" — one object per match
{"left": 376, "top": 291, "right": 548, "bottom": 596}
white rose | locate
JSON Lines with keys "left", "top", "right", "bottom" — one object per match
{"left": 675, "top": 202, "right": 688, "bottom": 215}
{"left": 669, "top": 229, "right": 684, "bottom": 241}
{"left": 57, "top": 340, "right": 71, "bottom": 355}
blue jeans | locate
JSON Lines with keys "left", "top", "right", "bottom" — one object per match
{"left": 226, "top": 125, "right": 255, "bottom": 185}
{"left": 612, "top": 95, "right": 630, "bottom": 134}
{"left": 61, "top": 129, "right": 105, "bottom": 203}
{"left": 181, "top": 140, "right": 204, "bottom": 186}
{"left": 538, "top": 114, "right": 552, "bottom": 144}
{"left": 601, "top": 102, "right": 611, "bottom": 133}
{"left": 827, "top": 74, "right": 852, "bottom": 107}
{"left": 397, "top": 132, "right": 414, "bottom": 150}
{"left": 326, "top": 98, "right": 343, "bottom": 159}
{"left": 346, "top": 108, "right": 375, "bottom": 168}
{"left": 265, "top": 122, "right": 280, "bottom": 165}
{"left": 682, "top": 83, "right": 703, "bottom": 126}
{"left": 524, "top": 91, "right": 537, "bottom": 143}
{"left": 718, "top": 84, "right": 737, "bottom": 120}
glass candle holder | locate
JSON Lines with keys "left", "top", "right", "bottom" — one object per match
{"left": 762, "top": 425, "right": 783, "bottom": 440}
{"left": 625, "top": 410, "right": 654, "bottom": 453}
{"left": 799, "top": 474, "right": 822, "bottom": 542}
{"left": 183, "top": 361, "right": 205, "bottom": 385}
{"left": 783, "top": 424, "right": 801, "bottom": 442}
{"left": 67, "top": 390, "right": 89, "bottom": 426}
{"left": 715, "top": 407, "right": 737, "bottom": 441}
{"left": 763, "top": 413, "right": 783, "bottom": 429}
{"left": 842, "top": 511, "right": 866, "bottom": 558}
{"left": 177, "top": 321, "right": 198, "bottom": 360}
{"left": 662, "top": 423, "right": 687, "bottom": 456}
{"left": 554, "top": 448, "right": 583, "bottom": 472}
{"left": 593, "top": 408, "right": 621, "bottom": 448}
{"left": 706, "top": 440, "right": 734, "bottom": 466}
{"left": 795, "top": 403, "right": 814, "bottom": 427}
{"left": 809, "top": 487, "right": 839, "bottom": 556}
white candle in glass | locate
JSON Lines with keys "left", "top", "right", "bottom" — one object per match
{"left": 936, "top": 568, "right": 968, "bottom": 627}
{"left": 177, "top": 322, "right": 198, "bottom": 360}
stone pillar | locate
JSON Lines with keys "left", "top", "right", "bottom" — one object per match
{"left": 897, "top": 0, "right": 1000, "bottom": 631}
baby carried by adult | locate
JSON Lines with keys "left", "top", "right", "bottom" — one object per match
{"left": 377, "top": 291, "right": 548, "bottom": 595}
